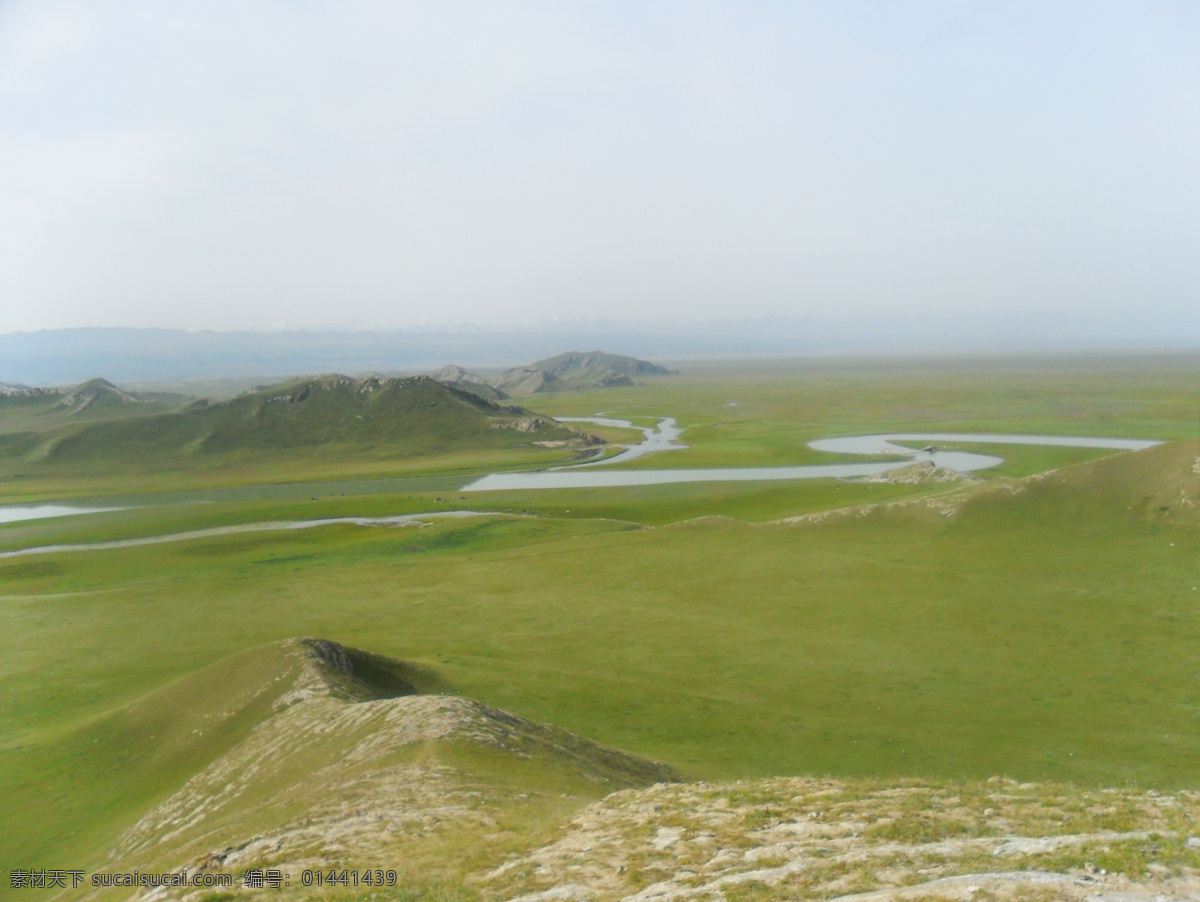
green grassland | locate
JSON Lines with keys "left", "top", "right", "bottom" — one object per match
{"left": 3, "top": 443, "right": 1198, "bottom": 886}
{"left": 522, "top": 351, "right": 1200, "bottom": 470}
{"left": 5, "top": 352, "right": 1195, "bottom": 503}
{"left": 1, "top": 353, "right": 1198, "bottom": 893}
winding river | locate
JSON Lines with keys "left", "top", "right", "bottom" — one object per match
{"left": 462, "top": 418, "right": 1160, "bottom": 491}
{"left": 0, "top": 511, "right": 486, "bottom": 560}
{"left": 0, "top": 419, "right": 1162, "bottom": 555}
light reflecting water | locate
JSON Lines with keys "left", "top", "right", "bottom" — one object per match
{"left": 0, "top": 424, "right": 1162, "bottom": 550}
{"left": 809, "top": 433, "right": 1160, "bottom": 456}
{"left": 0, "top": 511, "right": 485, "bottom": 559}
{"left": 555, "top": 416, "right": 688, "bottom": 467}
{"left": 464, "top": 427, "right": 1160, "bottom": 492}
{"left": 0, "top": 504, "right": 127, "bottom": 525}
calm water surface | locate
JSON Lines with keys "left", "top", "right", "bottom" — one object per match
{"left": 555, "top": 416, "right": 688, "bottom": 467}
{"left": 0, "top": 504, "right": 127, "bottom": 525}
{"left": 464, "top": 423, "right": 1160, "bottom": 492}
{"left": 0, "top": 422, "right": 1161, "bottom": 530}
{"left": 0, "top": 511, "right": 485, "bottom": 559}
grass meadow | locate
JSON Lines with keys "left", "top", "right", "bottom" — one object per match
{"left": 1, "top": 352, "right": 1197, "bottom": 887}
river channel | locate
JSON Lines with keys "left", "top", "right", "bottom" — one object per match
{"left": 0, "top": 419, "right": 1162, "bottom": 538}
{"left": 462, "top": 418, "right": 1160, "bottom": 491}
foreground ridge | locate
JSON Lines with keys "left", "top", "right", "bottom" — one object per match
{"left": 487, "top": 777, "right": 1200, "bottom": 902}
{"left": 76, "top": 639, "right": 1200, "bottom": 901}
{"left": 86, "top": 639, "right": 676, "bottom": 900}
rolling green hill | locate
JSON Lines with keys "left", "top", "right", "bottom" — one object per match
{"left": 4, "top": 638, "right": 675, "bottom": 896}
{"left": 0, "top": 375, "right": 596, "bottom": 491}
{"left": 489, "top": 350, "right": 678, "bottom": 393}
{"left": 0, "top": 378, "right": 189, "bottom": 436}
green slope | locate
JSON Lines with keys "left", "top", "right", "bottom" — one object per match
{"left": 0, "top": 378, "right": 189, "bottom": 436}
{"left": 1, "top": 638, "right": 674, "bottom": 896}
{"left": 0, "top": 375, "right": 585, "bottom": 482}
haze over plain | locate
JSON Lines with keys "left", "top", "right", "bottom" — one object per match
{"left": 2, "top": 1, "right": 1198, "bottom": 346}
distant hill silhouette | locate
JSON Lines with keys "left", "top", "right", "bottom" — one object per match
{"left": 440, "top": 351, "right": 678, "bottom": 395}
{"left": 432, "top": 365, "right": 509, "bottom": 401}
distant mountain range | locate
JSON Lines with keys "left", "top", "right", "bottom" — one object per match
{"left": 436, "top": 351, "right": 677, "bottom": 395}
{"left": 4, "top": 314, "right": 1194, "bottom": 385}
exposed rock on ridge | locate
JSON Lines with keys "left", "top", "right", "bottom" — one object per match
{"left": 101, "top": 639, "right": 676, "bottom": 898}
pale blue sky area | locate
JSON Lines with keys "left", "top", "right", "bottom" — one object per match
{"left": 1, "top": 1, "right": 1197, "bottom": 340}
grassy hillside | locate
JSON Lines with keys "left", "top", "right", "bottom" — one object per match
{"left": 0, "top": 375, "right": 592, "bottom": 493}
{"left": 13, "top": 645, "right": 1200, "bottom": 901}
{"left": 0, "top": 378, "right": 189, "bottom": 435}
{"left": 3, "top": 638, "right": 673, "bottom": 898}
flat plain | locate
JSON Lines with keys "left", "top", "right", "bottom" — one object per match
{"left": 1, "top": 352, "right": 1198, "bottom": 900}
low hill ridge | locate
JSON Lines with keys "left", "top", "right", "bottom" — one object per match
{"left": 101, "top": 638, "right": 677, "bottom": 892}
{"left": 433, "top": 363, "right": 510, "bottom": 400}
{"left": 10, "top": 374, "right": 587, "bottom": 468}
{"left": 0, "top": 381, "right": 38, "bottom": 397}
{"left": 535, "top": 349, "right": 677, "bottom": 379}
{"left": 0, "top": 377, "right": 189, "bottom": 437}
{"left": 80, "top": 636, "right": 1200, "bottom": 901}
{"left": 773, "top": 439, "right": 1199, "bottom": 528}
{"left": 490, "top": 364, "right": 566, "bottom": 394}
{"left": 444, "top": 350, "right": 679, "bottom": 395}
{"left": 0, "top": 376, "right": 144, "bottom": 404}
{"left": 54, "top": 377, "right": 143, "bottom": 413}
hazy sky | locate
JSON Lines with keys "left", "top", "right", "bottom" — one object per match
{"left": 2, "top": 1, "right": 1197, "bottom": 335}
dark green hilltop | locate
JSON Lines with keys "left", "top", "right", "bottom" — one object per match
{"left": 0, "top": 374, "right": 587, "bottom": 477}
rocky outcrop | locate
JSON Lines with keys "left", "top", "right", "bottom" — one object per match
{"left": 854, "top": 460, "right": 982, "bottom": 485}
{"left": 483, "top": 777, "right": 1200, "bottom": 902}
{"left": 0, "top": 381, "right": 42, "bottom": 397}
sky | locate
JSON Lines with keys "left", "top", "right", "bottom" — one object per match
{"left": 1, "top": 1, "right": 1198, "bottom": 337}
